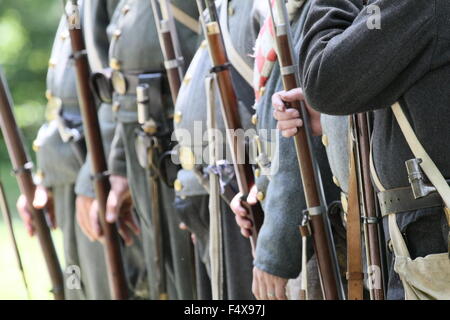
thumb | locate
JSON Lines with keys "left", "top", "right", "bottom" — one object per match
{"left": 33, "top": 186, "right": 48, "bottom": 209}
{"left": 247, "top": 185, "right": 258, "bottom": 205}
{"left": 280, "top": 88, "right": 304, "bottom": 103}
{"left": 106, "top": 190, "right": 121, "bottom": 223}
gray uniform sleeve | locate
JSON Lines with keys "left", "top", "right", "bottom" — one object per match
{"left": 300, "top": 0, "right": 437, "bottom": 115}
{"left": 108, "top": 124, "right": 127, "bottom": 177}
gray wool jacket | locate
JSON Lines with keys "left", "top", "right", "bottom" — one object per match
{"left": 300, "top": 0, "right": 450, "bottom": 229}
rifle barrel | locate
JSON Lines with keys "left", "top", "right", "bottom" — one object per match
{"left": 270, "top": 0, "right": 343, "bottom": 299}
{"left": 198, "top": 0, "right": 264, "bottom": 251}
{"left": 66, "top": 1, "right": 128, "bottom": 300}
{"left": 0, "top": 70, "right": 64, "bottom": 300}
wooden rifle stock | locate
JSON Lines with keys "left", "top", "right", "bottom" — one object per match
{"left": 66, "top": 0, "right": 128, "bottom": 300}
{"left": 0, "top": 71, "right": 64, "bottom": 300}
{"left": 269, "top": 0, "right": 343, "bottom": 299}
{"left": 353, "top": 113, "right": 386, "bottom": 300}
{"left": 197, "top": 0, "right": 264, "bottom": 251}
{"left": 151, "top": 0, "right": 184, "bottom": 103}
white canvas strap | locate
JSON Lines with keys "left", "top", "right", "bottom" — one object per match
{"left": 219, "top": 1, "right": 254, "bottom": 85}
{"left": 391, "top": 102, "right": 450, "bottom": 209}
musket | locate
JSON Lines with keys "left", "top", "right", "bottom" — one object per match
{"left": 0, "top": 69, "right": 65, "bottom": 300}
{"left": 352, "top": 113, "right": 387, "bottom": 300}
{"left": 196, "top": 0, "right": 264, "bottom": 252}
{"left": 65, "top": 0, "right": 128, "bottom": 299}
{"left": 150, "top": 0, "right": 184, "bottom": 103}
{"left": 0, "top": 181, "right": 31, "bottom": 299}
{"left": 268, "top": 0, "right": 344, "bottom": 299}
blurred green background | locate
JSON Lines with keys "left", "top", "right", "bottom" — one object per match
{"left": 0, "top": 0, "right": 65, "bottom": 300}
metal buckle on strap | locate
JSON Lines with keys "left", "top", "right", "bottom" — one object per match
{"left": 111, "top": 70, "right": 128, "bottom": 95}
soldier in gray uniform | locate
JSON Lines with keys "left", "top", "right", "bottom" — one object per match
{"left": 17, "top": 0, "right": 148, "bottom": 300}
{"left": 231, "top": 0, "right": 346, "bottom": 300}
{"left": 278, "top": 0, "right": 450, "bottom": 299}
{"left": 173, "top": 0, "right": 265, "bottom": 300}
{"left": 102, "top": 0, "right": 200, "bottom": 300}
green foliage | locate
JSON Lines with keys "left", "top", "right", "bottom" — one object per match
{"left": 0, "top": 0, "right": 61, "bottom": 131}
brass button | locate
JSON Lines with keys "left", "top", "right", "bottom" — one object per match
{"left": 255, "top": 168, "right": 261, "bottom": 178}
{"left": 34, "top": 170, "right": 45, "bottom": 184}
{"left": 256, "top": 191, "right": 265, "bottom": 202}
{"left": 251, "top": 114, "right": 258, "bottom": 126}
{"left": 60, "top": 30, "right": 69, "bottom": 40}
{"left": 259, "top": 86, "right": 266, "bottom": 97}
{"left": 179, "top": 147, "right": 195, "bottom": 171}
{"left": 122, "top": 4, "right": 130, "bottom": 15}
{"left": 322, "top": 134, "right": 329, "bottom": 147}
{"left": 109, "top": 58, "right": 121, "bottom": 70}
{"left": 228, "top": 6, "right": 235, "bottom": 16}
{"left": 48, "top": 58, "right": 57, "bottom": 68}
{"left": 183, "top": 74, "right": 192, "bottom": 85}
{"left": 174, "top": 111, "right": 182, "bottom": 124}
{"left": 174, "top": 179, "right": 183, "bottom": 192}
{"left": 32, "top": 140, "right": 41, "bottom": 152}
{"left": 333, "top": 176, "right": 340, "bottom": 188}
{"left": 45, "top": 90, "right": 53, "bottom": 100}
{"left": 112, "top": 101, "right": 120, "bottom": 112}
{"left": 113, "top": 29, "right": 122, "bottom": 39}
{"left": 341, "top": 192, "right": 348, "bottom": 215}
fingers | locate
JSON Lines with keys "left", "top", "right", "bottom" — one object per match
{"left": 252, "top": 268, "right": 260, "bottom": 300}
{"left": 257, "top": 271, "right": 268, "bottom": 300}
{"left": 235, "top": 214, "right": 252, "bottom": 238}
{"left": 16, "top": 195, "right": 35, "bottom": 236}
{"left": 117, "top": 218, "right": 134, "bottom": 246}
{"left": 122, "top": 211, "right": 141, "bottom": 236}
{"left": 247, "top": 185, "right": 258, "bottom": 205}
{"left": 272, "top": 89, "right": 304, "bottom": 112}
{"left": 279, "top": 88, "right": 304, "bottom": 102}
{"left": 273, "top": 108, "right": 300, "bottom": 122}
{"left": 274, "top": 279, "right": 288, "bottom": 300}
{"left": 230, "top": 192, "right": 247, "bottom": 217}
{"left": 33, "top": 185, "right": 48, "bottom": 209}
{"left": 89, "top": 200, "right": 103, "bottom": 240}
{"left": 106, "top": 189, "right": 121, "bottom": 223}
{"left": 76, "top": 196, "right": 98, "bottom": 241}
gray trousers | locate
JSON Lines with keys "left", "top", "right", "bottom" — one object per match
{"left": 174, "top": 194, "right": 255, "bottom": 300}
{"left": 118, "top": 122, "right": 196, "bottom": 300}
{"left": 53, "top": 184, "right": 110, "bottom": 300}
{"left": 54, "top": 184, "right": 149, "bottom": 300}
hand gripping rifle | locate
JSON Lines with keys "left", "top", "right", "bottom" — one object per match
{"left": 351, "top": 113, "right": 387, "bottom": 300}
{"left": 65, "top": 0, "right": 128, "bottom": 299}
{"left": 0, "top": 69, "right": 64, "bottom": 300}
{"left": 268, "top": 0, "right": 344, "bottom": 299}
{"left": 196, "top": 0, "right": 264, "bottom": 252}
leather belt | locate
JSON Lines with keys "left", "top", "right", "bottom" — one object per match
{"left": 378, "top": 185, "right": 446, "bottom": 217}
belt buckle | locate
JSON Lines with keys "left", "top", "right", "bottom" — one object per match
{"left": 111, "top": 70, "right": 128, "bottom": 95}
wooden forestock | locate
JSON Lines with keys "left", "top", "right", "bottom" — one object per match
{"left": 204, "top": 21, "right": 264, "bottom": 251}
{"left": 271, "top": 1, "right": 341, "bottom": 299}
{"left": 0, "top": 73, "right": 65, "bottom": 300}
{"left": 67, "top": 1, "right": 128, "bottom": 300}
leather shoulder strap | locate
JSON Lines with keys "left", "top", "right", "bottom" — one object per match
{"left": 219, "top": 1, "right": 254, "bottom": 86}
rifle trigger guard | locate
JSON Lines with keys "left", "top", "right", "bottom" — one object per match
{"left": 12, "top": 162, "right": 34, "bottom": 175}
